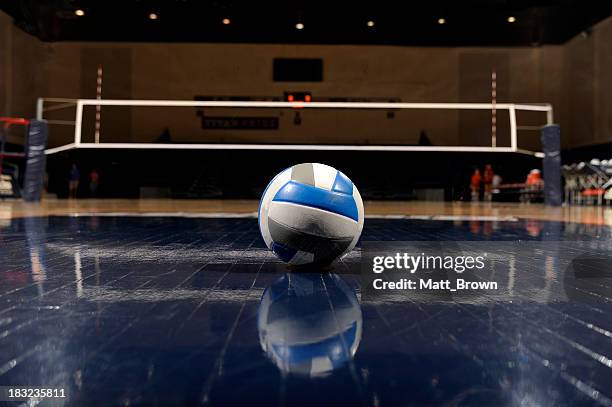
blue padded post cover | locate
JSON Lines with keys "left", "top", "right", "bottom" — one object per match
{"left": 541, "top": 124, "right": 562, "bottom": 207}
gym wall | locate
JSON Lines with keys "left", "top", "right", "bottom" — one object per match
{"left": 2, "top": 9, "right": 612, "bottom": 150}
{"left": 43, "top": 43, "right": 562, "bottom": 150}
{"left": 0, "top": 11, "right": 47, "bottom": 144}
{"left": 563, "top": 16, "right": 612, "bottom": 148}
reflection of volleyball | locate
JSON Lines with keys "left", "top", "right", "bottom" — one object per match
{"left": 259, "top": 163, "right": 364, "bottom": 266}
{"left": 257, "top": 273, "right": 362, "bottom": 377}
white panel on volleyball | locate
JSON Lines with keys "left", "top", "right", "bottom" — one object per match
{"left": 258, "top": 167, "right": 292, "bottom": 249}
{"left": 343, "top": 186, "right": 364, "bottom": 259}
{"left": 312, "top": 164, "right": 338, "bottom": 190}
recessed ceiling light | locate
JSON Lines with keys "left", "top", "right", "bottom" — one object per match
{"left": 296, "top": 22, "right": 304, "bottom": 30}
{"left": 148, "top": 13, "right": 158, "bottom": 20}
{"left": 75, "top": 9, "right": 85, "bottom": 17}
{"left": 222, "top": 18, "right": 231, "bottom": 25}
{"left": 367, "top": 20, "right": 375, "bottom": 27}
{"left": 507, "top": 16, "right": 516, "bottom": 23}
{"left": 437, "top": 18, "right": 446, "bottom": 25}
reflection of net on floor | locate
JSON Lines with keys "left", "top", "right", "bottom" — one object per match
{"left": 38, "top": 98, "right": 553, "bottom": 156}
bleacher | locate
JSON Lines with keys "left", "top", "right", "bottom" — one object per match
{"left": 562, "top": 159, "right": 612, "bottom": 205}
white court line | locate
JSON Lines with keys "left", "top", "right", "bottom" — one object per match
{"left": 59, "top": 212, "right": 518, "bottom": 222}
{"left": 367, "top": 214, "right": 518, "bottom": 221}
{"left": 431, "top": 215, "right": 518, "bottom": 222}
{"left": 65, "top": 212, "right": 259, "bottom": 218}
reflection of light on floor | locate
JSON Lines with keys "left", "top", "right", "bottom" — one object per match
{"left": 74, "top": 251, "right": 83, "bottom": 298}
{"left": 508, "top": 256, "right": 516, "bottom": 296}
{"left": 30, "top": 247, "right": 46, "bottom": 282}
{"left": 0, "top": 205, "right": 12, "bottom": 224}
{"left": 46, "top": 242, "right": 274, "bottom": 263}
{"left": 544, "top": 255, "right": 555, "bottom": 303}
{"left": 605, "top": 210, "right": 612, "bottom": 226}
{"left": 77, "top": 287, "right": 263, "bottom": 302}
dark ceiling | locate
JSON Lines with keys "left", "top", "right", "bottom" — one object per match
{"left": 3, "top": 0, "right": 612, "bottom": 46}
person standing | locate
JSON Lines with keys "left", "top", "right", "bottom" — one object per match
{"left": 69, "top": 164, "right": 80, "bottom": 199}
{"left": 470, "top": 169, "right": 482, "bottom": 202}
{"left": 492, "top": 173, "right": 502, "bottom": 194}
{"left": 89, "top": 169, "right": 99, "bottom": 197}
{"left": 483, "top": 164, "right": 494, "bottom": 201}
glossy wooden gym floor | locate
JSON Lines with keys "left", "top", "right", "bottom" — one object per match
{"left": 1, "top": 199, "right": 611, "bottom": 406}
{"left": 2, "top": 199, "right": 612, "bottom": 225}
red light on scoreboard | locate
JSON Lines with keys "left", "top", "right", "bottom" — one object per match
{"left": 284, "top": 92, "right": 312, "bottom": 103}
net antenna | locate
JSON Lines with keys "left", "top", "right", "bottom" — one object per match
{"left": 491, "top": 70, "right": 497, "bottom": 148}
{"left": 37, "top": 98, "right": 553, "bottom": 157}
{"left": 95, "top": 65, "right": 103, "bottom": 144}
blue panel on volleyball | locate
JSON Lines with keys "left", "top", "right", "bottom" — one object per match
{"left": 272, "top": 181, "right": 359, "bottom": 221}
{"left": 271, "top": 241, "right": 298, "bottom": 262}
{"left": 332, "top": 171, "right": 353, "bottom": 195}
{"left": 22, "top": 120, "right": 48, "bottom": 202}
{"left": 541, "top": 124, "right": 562, "bottom": 207}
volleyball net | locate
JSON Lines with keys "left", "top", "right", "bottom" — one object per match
{"left": 38, "top": 98, "right": 554, "bottom": 157}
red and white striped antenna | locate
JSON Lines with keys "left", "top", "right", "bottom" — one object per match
{"left": 491, "top": 70, "right": 497, "bottom": 148}
{"left": 94, "top": 65, "right": 103, "bottom": 143}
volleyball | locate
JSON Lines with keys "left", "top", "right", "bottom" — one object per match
{"left": 259, "top": 163, "right": 364, "bottom": 266}
{"left": 257, "top": 273, "right": 363, "bottom": 376}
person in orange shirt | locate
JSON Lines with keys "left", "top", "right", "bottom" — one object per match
{"left": 471, "top": 169, "right": 482, "bottom": 202}
{"left": 526, "top": 169, "right": 542, "bottom": 186}
{"left": 523, "top": 169, "right": 543, "bottom": 203}
{"left": 483, "top": 164, "right": 494, "bottom": 201}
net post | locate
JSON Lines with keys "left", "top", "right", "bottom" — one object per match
{"left": 546, "top": 105, "right": 554, "bottom": 125}
{"left": 509, "top": 105, "right": 517, "bottom": 151}
{"left": 74, "top": 100, "right": 83, "bottom": 145}
{"left": 36, "top": 98, "right": 44, "bottom": 121}
{"left": 22, "top": 120, "right": 48, "bottom": 202}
